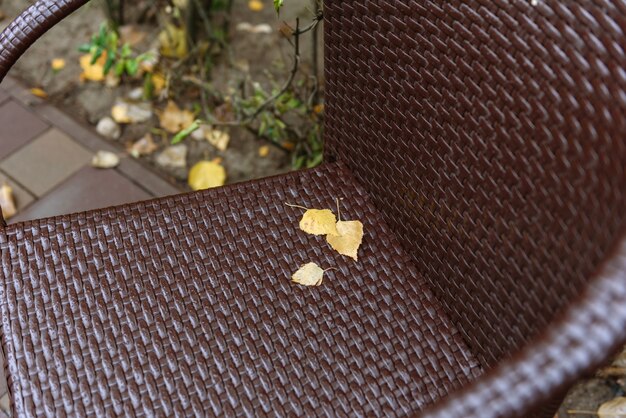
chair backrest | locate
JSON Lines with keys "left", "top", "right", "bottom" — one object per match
{"left": 325, "top": 1, "right": 626, "bottom": 368}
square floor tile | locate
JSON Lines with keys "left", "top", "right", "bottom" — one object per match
{"left": 0, "top": 101, "right": 49, "bottom": 160}
{"left": 12, "top": 166, "right": 151, "bottom": 221}
{"left": 0, "top": 128, "right": 92, "bottom": 197}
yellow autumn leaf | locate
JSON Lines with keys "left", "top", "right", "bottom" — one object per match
{"left": 327, "top": 220, "right": 364, "bottom": 261}
{"left": 51, "top": 58, "right": 66, "bottom": 71}
{"left": 248, "top": 0, "right": 264, "bottom": 11}
{"left": 79, "top": 53, "right": 106, "bottom": 82}
{"left": 300, "top": 209, "right": 339, "bottom": 236}
{"left": 258, "top": 145, "right": 270, "bottom": 157}
{"left": 188, "top": 161, "right": 226, "bottom": 191}
{"left": 159, "top": 23, "right": 188, "bottom": 59}
{"left": 599, "top": 397, "right": 626, "bottom": 418}
{"left": 159, "top": 101, "right": 195, "bottom": 134}
{"left": 292, "top": 262, "right": 325, "bottom": 286}
{"left": 0, "top": 183, "right": 16, "bottom": 220}
{"left": 30, "top": 88, "right": 48, "bottom": 99}
{"left": 111, "top": 104, "right": 131, "bottom": 124}
{"left": 205, "top": 129, "right": 230, "bottom": 151}
{"left": 152, "top": 73, "right": 166, "bottom": 93}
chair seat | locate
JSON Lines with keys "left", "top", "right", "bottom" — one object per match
{"left": 0, "top": 162, "right": 481, "bottom": 417}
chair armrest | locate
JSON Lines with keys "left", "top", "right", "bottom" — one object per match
{"left": 0, "top": 0, "right": 89, "bottom": 82}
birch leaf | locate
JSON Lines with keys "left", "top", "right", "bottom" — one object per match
{"left": 159, "top": 101, "right": 195, "bottom": 133}
{"left": 292, "top": 262, "right": 325, "bottom": 286}
{"left": 599, "top": 397, "right": 626, "bottom": 418}
{"left": 188, "top": 160, "right": 226, "bottom": 191}
{"left": 327, "top": 220, "right": 364, "bottom": 261}
{"left": 300, "top": 209, "right": 339, "bottom": 236}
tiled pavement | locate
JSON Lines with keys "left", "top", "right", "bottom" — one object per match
{"left": 0, "top": 77, "right": 182, "bottom": 417}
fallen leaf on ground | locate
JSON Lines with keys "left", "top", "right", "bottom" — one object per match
{"left": 313, "top": 103, "right": 324, "bottom": 114}
{"left": 205, "top": 128, "right": 230, "bottom": 151}
{"left": 599, "top": 397, "right": 626, "bottom": 418}
{"left": 30, "top": 88, "right": 48, "bottom": 99}
{"left": 292, "top": 262, "right": 325, "bottom": 286}
{"left": 159, "top": 23, "right": 188, "bottom": 59}
{"left": 188, "top": 160, "right": 226, "bottom": 190}
{"left": 91, "top": 151, "right": 120, "bottom": 168}
{"left": 258, "top": 145, "right": 270, "bottom": 157}
{"left": 152, "top": 73, "right": 166, "bottom": 93}
{"left": 248, "top": 0, "right": 264, "bottom": 11}
{"left": 297, "top": 208, "right": 339, "bottom": 236}
{"left": 327, "top": 220, "right": 364, "bottom": 261}
{"left": 79, "top": 53, "right": 106, "bottom": 82}
{"left": 51, "top": 58, "right": 66, "bottom": 71}
{"left": 111, "top": 100, "right": 153, "bottom": 124}
{"left": 158, "top": 101, "right": 195, "bottom": 133}
{"left": 128, "top": 134, "right": 158, "bottom": 158}
{"left": 282, "top": 141, "right": 295, "bottom": 151}
{"left": 0, "top": 183, "right": 16, "bottom": 220}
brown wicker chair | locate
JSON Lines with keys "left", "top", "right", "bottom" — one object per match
{"left": 0, "top": 0, "right": 625, "bottom": 417}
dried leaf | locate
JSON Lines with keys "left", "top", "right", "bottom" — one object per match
{"left": 248, "top": 0, "right": 264, "bottom": 11}
{"left": 0, "top": 183, "right": 17, "bottom": 220}
{"left": 599, "top": 397, "right": 626, "bottom": 418}
{"left": 327, "top": 220, "right": 364, "bottom": 261}
{"left": 313, "top": 103, "right": 324, "bottom": 114}
{"left": 258, "top": 145, "right": 270, "bottom": 157}
{"left": 152, "top": 73, "right": 166, "bottom": 93}
{"left": 300, "top": 209, "right": 339, "bottom": 236}
{"left": 159, "top": 101, "right": 195, "bottom": 133}
{"left": 79, "top": 53, "right": 106, "bottom": 82}
{"left": 91, "top": 151, "right": 120, "bottom": 169}
{"left": 188, "top": 160, "right": 226, "bottom": 191}
{"left": 292, "top": 262, "right": 325, "bottom": 286}
{"left": 205, "top": 129, "right": 230, "bottom": 151}
{"left": 236, "top": 22, "right": 273, "bottom": 34}
{"left": 128, "top": 134, "right": 158, "bottom": 158}
{"left": 159, "top": 23, "right": 188, "bottom": 59}
{"left": 51, "top": 58, "right": 66, "bottom": 71}
{"left": 30, "top": 88, "right": 48, "bottom": 99}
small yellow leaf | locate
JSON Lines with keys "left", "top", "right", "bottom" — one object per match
{"left": 0, "top": 183, "right": 17, "bottom": 220}
{"left": 188, "top": 161, "right": 226, "bottom": 191}
{"left": 300, "top": 209, "right": 339, "bottom": 236}
{"left": 51, "top": 58, "right": 66, "bottom": 71}
{"left": 599, "top": 397, "right": 626, "bottom": 418}
{"left": 248, "top": 0, "right": 264, "bottom": 11}
{"left": 30, "top": 88, "right": 48, "bottom": 99}
{"left": 292, "top": 262, "right": 325, "bottom": 286}
{"left": 159, "top": 23, "right": 188, "bottom": 59}
{"left": 152, "top": 73, "right": 166, "bottom": 93}
{"left": 159, "top": 101, "right": 195, "bottom": 134}
{"left": 258, "top": 145, "right": 270, "bottom": 157}
{"left": 79, "top": 53, "right": 106, "bottom": 82}
{"left": 205, "top": 129, "right": 230, "bottom": 151}
{"left": 313, "top": 103, "right": 324, "bottom": 114}
{"left": 327, "top": 220, "right": 364, "bottom": 261}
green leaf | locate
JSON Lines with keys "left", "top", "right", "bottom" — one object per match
{"left": 172, "top": 121, "right": 200, "bottom": 144}
{"left": 114, "top": 61, "right": 126, "bottom": 76}
{"left": 91, "top": 46, "right": 104, "bottom": 64}
{"left": 125, "top": 59, "right": 139, "bottom": 76}
{"left": 78, "top": 43, "right": 92, "bottom": 53}
{"left": 274, "top": 0, "right": 284, "bottom": 13}
{"left": 103, "top": 55, "right": 115, "bottom": 75}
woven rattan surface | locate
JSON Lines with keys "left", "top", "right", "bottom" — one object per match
{"left": 0, "top": 163, "right": 480, "bottom": 417}
{"left": 325, "top": 1, "right": 626, "bottom": 368}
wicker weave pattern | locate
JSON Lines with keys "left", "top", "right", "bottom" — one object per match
{"left": 325, "top": 1, "right": 626, "bottom": 367}
{"left": 0, "top": 164, "right": 480, "bottom": 417}
{"left": 0, "top": 0, "right": 88, "bottom": 81}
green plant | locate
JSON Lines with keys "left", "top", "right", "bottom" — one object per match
{"left": 79, "top": 24, "right": 152, "bottom": 78}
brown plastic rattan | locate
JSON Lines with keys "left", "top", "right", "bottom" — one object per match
{"left": 0, "top": 1, "right": 625, "bottom": 417}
